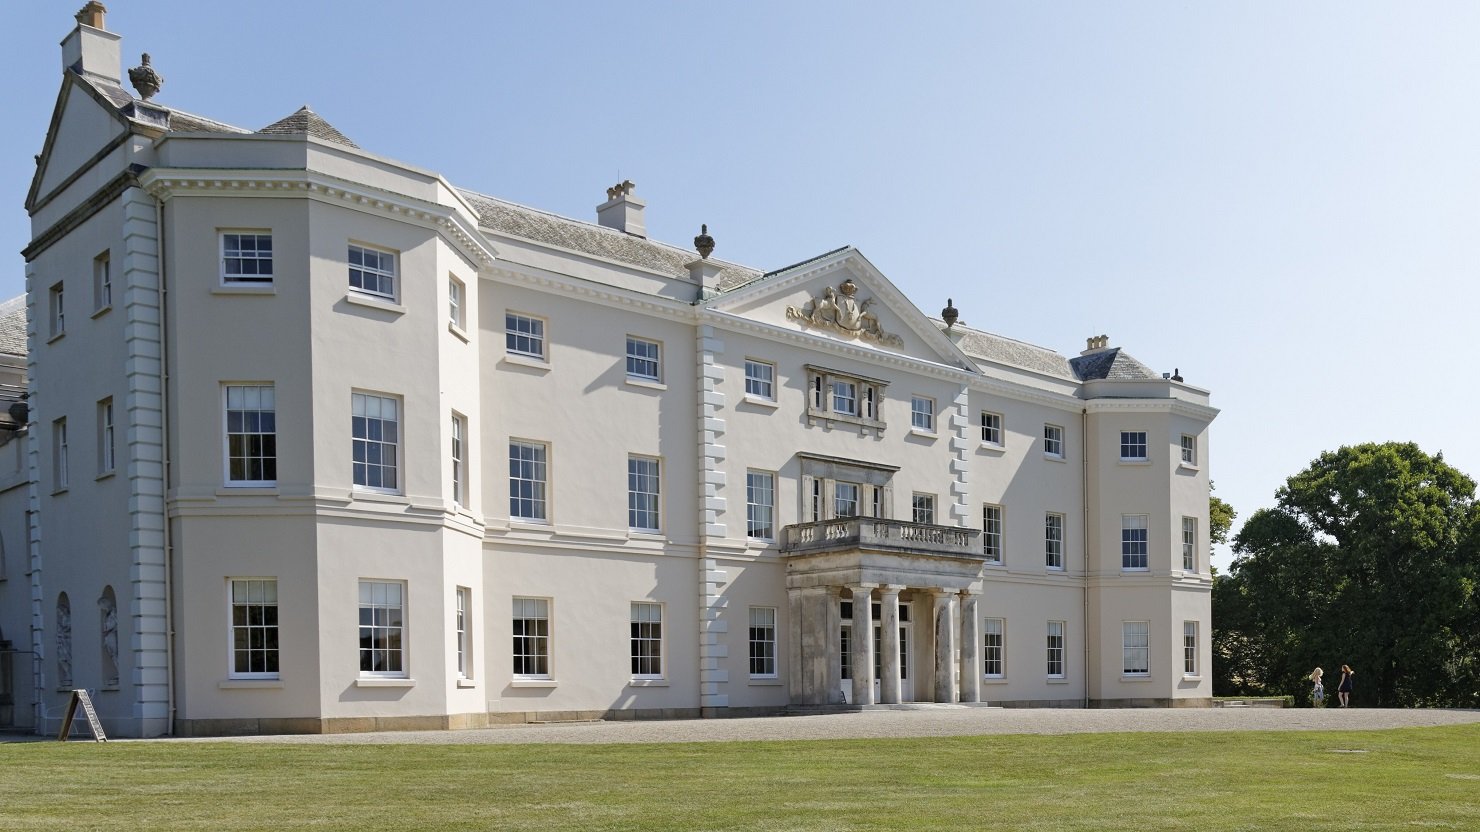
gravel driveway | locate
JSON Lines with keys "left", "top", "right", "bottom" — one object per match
{"left": 154, "top": 706, "right": 1480, "bottom": 745}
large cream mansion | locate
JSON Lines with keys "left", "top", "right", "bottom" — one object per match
{"left": 0, "top": 7, "right": 1217, "bottom": 736}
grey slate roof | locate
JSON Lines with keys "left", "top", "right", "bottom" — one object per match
{"left": 0, "top": 295, "right": 28, "bottom": 357}
{"left": 457, "top": 190, "right": 762, "bottom": 291}
{"left": 258, "top": 106, "right": 359, "bottom": 148}
{"left": 1067, "top": 347, "right": 1160, "bottom": 381}
{"left": 952, "top": 327, "right": 1076, "bottom": 379}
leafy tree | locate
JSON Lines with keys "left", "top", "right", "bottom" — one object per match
{"left": 1214, "top": 442, "right": 1479, "bottom": 706}
{"left": 1209, "top": 482, "right": 1235, "bottom": 546}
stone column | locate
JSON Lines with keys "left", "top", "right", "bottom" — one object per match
{"left": 825, "top": 587, "right": 843, "bottom": 704}
{"left": 787, "top": 588, "right": 802, "bottom": 703}
{"left": 931, "top": 589, "right": 957, "bottom": 703}
{"left": 878, "top": 585, "right": 903, "bottom": 705}
{"left": 798, "top": 587, "right": 831, "bottom": 705}
{"left": 958, "top": 590, "right": 982, "bottom": 704}
{"left": 849, "top": 584, "right": 876, "bottom": 705}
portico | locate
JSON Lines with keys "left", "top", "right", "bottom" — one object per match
{"left": 782, "top": 516, "right": 985, "bottom": 706}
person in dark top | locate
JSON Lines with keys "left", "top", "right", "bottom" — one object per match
{"left": 1337, "top": 664, "right": 1354, "bottom": 707}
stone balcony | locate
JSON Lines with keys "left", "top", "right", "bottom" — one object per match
{"left": 781, "top": 517, "right": 982, "bottom": 561}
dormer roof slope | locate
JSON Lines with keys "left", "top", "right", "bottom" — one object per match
{"left": 1068, "top": 347, "right": 1160, "bottom": 381}
{"left": 258, "top": 106, "right": 358, "bottom": 148}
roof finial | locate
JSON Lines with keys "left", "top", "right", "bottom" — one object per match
{"left": 128, "top": 53, "right": 163, "bottom": 100}
{"left": 694, "top": 224, "right": 715, "bottom": 259}
{"left": 1171, "top": 368, "right": 1183, "bottom": 382}
{"left": 941, "top": 297, "right": 959, "bottom": 330}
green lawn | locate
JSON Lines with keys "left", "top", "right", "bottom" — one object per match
{"left": 2, "top": 725, "right": 1478, "bottom": 831}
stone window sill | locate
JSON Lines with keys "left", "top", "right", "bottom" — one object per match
{"left": 448, "top": 322, "right": 470, "bottom": 343}
{"left": 1044, "top": 454, "right": 1066, "bottom": 463}
{"left": 909, "top": 429, "right": 939, "bottom": 440}
{"left": 219, "top": 679, "right": 283, "bottom": 690}
{"left": 1046, "top": 677, "right": 1069, "bottom": 685}
{"left": 983, "top": 677, "right": 1008, "bottom": 685}
{"left": 345, "top": 292, "right": 406, "bottom": 315}
{"left": 213, "top": 284, "right": 276, "bottom": 296}
{"left": 91, "top": 305, "right": 112, "bottom": 319}
{"left": 625, "top": 377, "right": 667, "bottom": 392}
{"left": 979, "top": 443, "right": 1006, "bottom": 455}
{"left": 501, "top": 353, "right": 551, "bottom": 372}
{"left": 748, "top": 678, "right": 783, "bottom": 687}
{"left": 1118, "top": 458, "right": 1152, "bottom": 466}
{"left": 456, "top": 679, "right": 478, "bottom": 689}
{"left": 354, "top": 677, "right": 415, "bottom": 688}
{"left": 95, "top": 470, "right": 116, "bottom": 482}
{"left": 1121, "top": 675, "right": 1154, "bottom": 683}
{"left": 510, "top": 679, "right": 558, "bottom": 689}
{"left": 352, "top": 489, "right": 409, "bottom": 505}
{"left": 628, "top": 678, "right": 668, "bottom": 687}
{"left": 1178, "top": 462, "right": 1201, "bottom": 473}
{"left": 741, "top": 396, "right": 779, "bottom": 409}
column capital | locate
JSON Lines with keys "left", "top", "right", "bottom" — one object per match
{"left": 958, "top": 587, "right": 983, "bottom": 598}
{"left": 847, "top": 583, "right": 879, "bottom": 595}
{"left": 927, "top": 587, "right": 956, "bottom": 600}
{"left": 878, "top": 584, "right": 906, "bottom": 598}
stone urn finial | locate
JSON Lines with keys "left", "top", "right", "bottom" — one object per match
{"left": 694, "top": 224, "right": 715, "bottom": 259}
{"left": 128, "top": 53, "right": 163, "bottom": 100}
{"left": 941, "top": 298, "right": 959, "bottom": 329}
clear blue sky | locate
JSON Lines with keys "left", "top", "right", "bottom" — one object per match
{"left": 8, "top": 1, "right": 1480, "bottom": 570}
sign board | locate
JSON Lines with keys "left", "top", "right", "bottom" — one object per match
{"left": 58, "top": 689, "right": 107, "bottom": 742}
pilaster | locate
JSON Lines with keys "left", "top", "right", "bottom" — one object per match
{"left": 948, "top": 384, "right": 971, "bottom": 522}
{"left": 24, "top": 262, "right": 46, "bottom": 730}
{"left": 695, "top": 325, "right": 729, "bottom": 709}
{"left": 121, "top": 186, "right": 169, "bottom": 734}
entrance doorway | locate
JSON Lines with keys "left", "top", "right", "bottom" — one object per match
{"left": 840, "top": 600, "right": 912, "bottom": 702}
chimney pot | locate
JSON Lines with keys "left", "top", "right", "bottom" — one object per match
{"left": 76, "top": 1, "right": 107, "bottom": 29}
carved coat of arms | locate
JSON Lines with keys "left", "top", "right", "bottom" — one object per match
{"left": 786, "top": 279, "right": 904, "bottom": 347}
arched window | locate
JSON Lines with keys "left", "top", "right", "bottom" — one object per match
{"left": 56, "top": 593, "right": 72, "bottom": 688}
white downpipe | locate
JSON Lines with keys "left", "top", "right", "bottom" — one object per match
{"left": 154, "top": 194, "right": 176, "bottom": 736}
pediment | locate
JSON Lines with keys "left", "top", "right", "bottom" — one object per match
{"left": 705, "top": 247, "right": 976, "bottom": 372}
{"left": 27, "top": 77, "right": 130, "bottom": 211}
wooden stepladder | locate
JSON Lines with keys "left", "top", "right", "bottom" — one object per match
{"left": 58, "top": 689, "right": 108, "bottom": 742}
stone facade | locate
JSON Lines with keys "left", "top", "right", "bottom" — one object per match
{"left": 0, "top": 11, "right": 1217, "bottom": 737}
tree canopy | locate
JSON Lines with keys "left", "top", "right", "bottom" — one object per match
{"left": 1213, "top": 442, "right": 1479, "bottom": 706}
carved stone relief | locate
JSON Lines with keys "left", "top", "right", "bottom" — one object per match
{"left": 785, "top": 279, "right": 904, "bottom": 347}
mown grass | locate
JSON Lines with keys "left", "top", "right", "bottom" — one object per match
{"left": 2, "top": 725, "right": 1477, "bottom": 831}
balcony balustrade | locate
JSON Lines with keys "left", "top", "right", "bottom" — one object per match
{"left": 781, "top": 516, "right": 982, "bottom": 560}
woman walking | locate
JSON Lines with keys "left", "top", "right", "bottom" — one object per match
{"left": 1337, "top": 664, "right": 1354, "bottom": 707}
{"left": 1310, "top": 667, "right": 1324, "bottom": 707}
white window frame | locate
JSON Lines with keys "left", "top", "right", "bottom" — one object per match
{"left": 448, "top": 275, "right": 466, "bottom": 331}
{"left": 93, "top": 250, "right": 111, "bottom": 312}
{"left": 97, "top": 398, "right": 115, "bottom": 475}
{"left": 357, "top": 579, "right": 407, "bottom": 678}
{"left": 509, "top": 440, "right": 549, "bottom": 522}
{"left": 450, "top": 413, "right": 467, "bottom": 508}
{"left": 351, "top": 392, "right": 400, "bottom": 494}
{"left": 1122, "top": 514, "right": 1150, "bottom": 570}
{"left": 983, "top": 617, "right": 1005, "bottom": 678}
{"left": 980, "top": 411, "right": 1003, "bottom": 446}
{"left": 48, "top": 282, "right": 64, "bottom": 339}
{"left": 1047, "top": 620, "right": 1066, "bottom": 678}
{"left": 347, "top": 242, "right": 397, "bottom": 300}
{"left": 834, "top": 482, "right": 860, "bottom": 519}
{"left": 1180, "top": 434, "right": 1197, "bottom": 466}
{"left": 625, "top": 336, "right": 662, "bottom": 382}
{"left": 630, "top": 601, "right": 664, "bottom": 680}
{"left": 220, "top": 231, "right": 273, "bottom": 284}
{"left": 1183, "top": 621, "right": 1199, "bottom": 676}
{"left": 224, "top": 384, "right": 277, "bottom": 487}
{"left": 982, "top": 504, "right": 1003, "bottom": 564}
{"left": 512, "top": 597, "right": 551, "bottom": 679}
{"left": 1045, "top": 512, "right": 1064, "bottom": 570}
{"left": 748, "top": 606, "right": 778, "bottom": 679}
{"left": 506, "top": 311, "right": 546, "bottom": 360}
{"left": 1120, "top": 430, "right": 1148, "bottom": 461}
{"left": 455, "top": 586, "right": 472, "bottom": 679}
{"left": 228, "top": 578, "right": 280, "bottom": 680}
{"left": 746, "top": 470, "right": 775, "bottom": 541}
{"left": 1182, "top": 516, "right": 1197, "bottom": 572}
{"left": 910, "top": 395, "right": 935, "bottom": 433}
{"left": 627, "top": 455, "right": 661, "bottom": 532}
{"left": 52, "top": 417, "right": 67, "bottom": 491}
{"left": 1123, "top": 621, "right": 1150, "bottom": 677}
{"left": 1043, "top": 423, "right": 1064, "bottom": 459}
{"left": 743, "top": 359, "right": 776, "bottom": 401}
{"left": 912, "top": 492, "right": 936, "bottom": 525}
{"left": 831, "top": 379, "right": 858, "bottom": 416}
